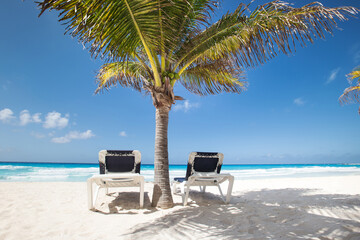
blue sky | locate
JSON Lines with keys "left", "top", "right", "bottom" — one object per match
{"left": 0, "top": 0, "right": 359, "bottom": 164}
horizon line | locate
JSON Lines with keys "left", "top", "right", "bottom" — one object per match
{"left": 1, "top": 161, "right": 359, "bottom": 166}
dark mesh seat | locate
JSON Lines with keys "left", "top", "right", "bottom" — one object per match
{"left": 99, "top": 150, "right": 140, "bottom": 174}
{"left": 105, "top": 156, "right": 136, "bottom": 172}
{"left": 184, "top": 152, "right": 222, "bottom": 180}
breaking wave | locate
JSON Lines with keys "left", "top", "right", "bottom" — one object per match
{"left": 0, "top": 163, "right": 359, "bottom": 182}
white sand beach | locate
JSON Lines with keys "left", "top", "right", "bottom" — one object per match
{"left": 1, "top": 176, "right": 359, "bottom": 240}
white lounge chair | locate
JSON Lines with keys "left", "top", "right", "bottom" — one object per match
{"left": 172, "top": 152, "right": 234, "bottom": 206}
{"left": 87, "top": 150, "right": 144, "bottom": 210}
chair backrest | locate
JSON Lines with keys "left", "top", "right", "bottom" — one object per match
{"left": 98, "top": 150, "right": 141, "bottom": 174}
{"left": 185, "top": 152, "right": 223, "bottom": 180}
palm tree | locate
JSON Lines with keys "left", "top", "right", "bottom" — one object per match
{"left": 339, "top": 66, "right": 360, "bottom": 114}
{"left": 38, "top": 0, "right": 357, "bottom": 208}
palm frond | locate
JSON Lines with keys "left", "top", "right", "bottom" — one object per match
{"left": 38, "top": 0, "right": 169, "bottom": 85}
{"left": 39, "top": 1, "right": 160, "bottom": 60}
{"left": 165, "top": 1, "right": 218, "bottom": 53}
{"left": 174, "top": 1, "right": 358, "bottom": 74}
{"left": 39, "top": 0, "right": 359, "bottom": 102}
{"left": 95, "top": 61, "right": 152, "bottom": 94}
{"left": 339, "top": 66, "right": 360, "bottom": 112}
{"left": 347, "top": 67, "right": 360, "bottom": 82}
{"left": 339, "top": 85, "right": 360, "bottom": 105}
{"left": 142, "top": 0, "right": 219, "bottom": 69}
{"left": 180, "top": 58, "right": 247, "bottom": 96}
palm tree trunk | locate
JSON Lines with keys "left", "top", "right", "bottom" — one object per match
{"left": 151, "top": 105, "right": 174, "bottom": 208}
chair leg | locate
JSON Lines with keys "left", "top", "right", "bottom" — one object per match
{"left": 93, "top": 186, "right": 100, "bottom": 208}
{"left": 172, "top": 182, "right": 178, "bottom": 194}
{"left": 105, "top": 187, "right": 109, "bottom": 195}
{"left": 225, "top": 176, "right": 234, "bottom": 204}
{"left": 139, "top": 180, "right": 144, "bottom": 208}
{"left": 183, "top": 185, "right": 190, "bottom": 206}
{"left": 199, "top": 186, "right": 206, "bottom": 192}
{"left": 87, "top": 179, "right": 94, "bottom": 210}
{"left": 217, "top": 184, "right": 225, "bottom": 202}
{"left": 180, "top": 182, "right": 185, "bottom": 194}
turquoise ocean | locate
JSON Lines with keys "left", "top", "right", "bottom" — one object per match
{"left": 1, "top": 162, "right": 360, "bottom": 182}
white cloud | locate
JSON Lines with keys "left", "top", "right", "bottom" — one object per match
{"left": 19, "top": 110, "right": 42, "bottom": 126}
{"left": 51, "top": 137, "right": 69, "bottom": 144}
{"left": 294, "top": 97, "right": 305, "bottom": 106}
{"left": 173, "top": 100, "right": 200, "bottom": 112}
{"left": 20, "top": 111, "right": 31, "bottom": 126}
{"left": 0, "top": 108, "right": 15, "bottom": 123}
{"left": 0, "top": 109, "right": 70, "bottom": 127}
{"left": 51, "top": 130, "right": 95, "bottom": 143}
{"left": 32, "top": 113, "right": 41, "bottom": 123}
{"left": 119, "top": 131, "right": 127, "bottom": 137}
{"left": 325, "top": 68, "right": 341, "bottom": 84}
{"left": 30, "top": 131, "right": 46, "bottom": 139}
{"left": 43, "top": 111, "right": 69, "bottom": 129}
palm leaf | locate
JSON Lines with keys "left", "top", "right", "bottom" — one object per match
{"left": 339, "top": 66, "right": 360, "bottom": 114}
{"left": 38, "top": 0, "right": 165, "bottom": 85}
{"left": 95, "top": 61, "right": 152, "bottom": 94}
{"left": 164, "top": 0, "right": 218, "bottom": 60}
{"left": 180, "top": 58, "right": 247, "bottom": 96}
{"left": 347, "top": 69, "right": 360, "bottom": 82}
{"left": 174, "top": 1, "right": 358, "bottom": 75}
{"left": 339, "top": 85, "right": 360, "bottom": 103}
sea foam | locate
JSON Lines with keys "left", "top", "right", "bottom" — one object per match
{"left": 0, "top": 163, "right": 359, "bottom": 182}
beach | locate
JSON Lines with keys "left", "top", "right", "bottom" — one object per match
{"left": 1, "top": 175, "right": 359, "bottom": 240}
{"left": 2, "top": 1, "right": 360, "bottom": 240}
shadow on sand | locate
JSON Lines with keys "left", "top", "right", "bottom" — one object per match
{"left": 94, "top": 191, "right": 155, "bottom": 214}
{"left": 121, "top": 188, "right": 360, "bottom": 239}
